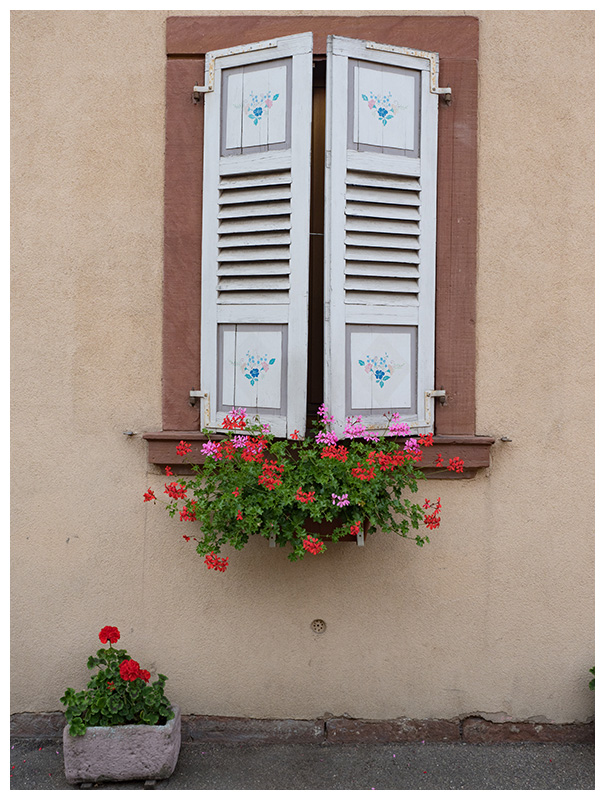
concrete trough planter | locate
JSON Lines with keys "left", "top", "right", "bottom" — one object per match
{"left": 63, "top": 705, "right": 181, "bottom": 785}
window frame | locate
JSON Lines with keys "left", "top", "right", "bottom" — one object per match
{"left": 144, "top": 14, "right": 494, "bottom": 475}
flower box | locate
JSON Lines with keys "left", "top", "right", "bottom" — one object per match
{"left": 63, "top": 705, "right": 181, "bottom": 785}
{"left": 303, "top": 517, "right": 370, "bottom": 544}
{"left": 145, "top": 404, "right": 459, "bottom": 569}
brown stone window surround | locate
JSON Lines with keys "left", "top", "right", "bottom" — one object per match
{"left": 144, "top": 15, "right": 494, "bottom": 475}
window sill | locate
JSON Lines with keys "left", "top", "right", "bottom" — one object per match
{"left": 143, "top": 432, "right": 494, "bottom": 478}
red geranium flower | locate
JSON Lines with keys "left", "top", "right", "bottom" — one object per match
{"left": 176, "top": 440, "right": 192, "bottom": 457}
{"left": 204, "top": 552, "right": 229, "bottom": 572}
{"left": 351, "top": 463, "right": 376, "bottom": 481}
{"left": 302, "top": 535, "right": 325, "bottom": 555}
{"left": 447, "top": 457, "right": 464, "bottom": 473}
{"left": 164, "top": 481, "right": 187, "bottom": 500}
{"left": 119, "top": 659, "right": 144, "bottom": 682}
{"left": 99, "top": 626, "right": 120, "bottom": 645}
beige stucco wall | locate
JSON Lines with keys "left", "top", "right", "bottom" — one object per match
{"left": 11, "top": 10, "right": 594, "bottom": 723}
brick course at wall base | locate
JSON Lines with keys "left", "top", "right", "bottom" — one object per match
{"left": 10, "top": 714, "right": 594, "bottom": 745}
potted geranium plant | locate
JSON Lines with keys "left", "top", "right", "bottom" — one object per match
{"left": 61, "top": 626, "right": 180, "bottom": 785}
{"left": 144, "top": 404, "right": 464, "bottom": 571}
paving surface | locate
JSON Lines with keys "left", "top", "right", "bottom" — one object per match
{"left": 9, "top": 738, "right": 595, "bottom": 790}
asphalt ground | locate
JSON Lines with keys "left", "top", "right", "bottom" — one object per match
{"left": 9, "top": 738, "right": 596, "bottom": 791}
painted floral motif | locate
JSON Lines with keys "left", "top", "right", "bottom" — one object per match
{"left": 240, "top": 351, "right": 276, "bottom": 386}
{"left": 245, "top": 91, "right": 280, "bottom": 126}
{"left": 361, "top": 91, "right": 398, "bottom": 126}
{"left": 358, "top": 353, "right": 397, "bottom": 388}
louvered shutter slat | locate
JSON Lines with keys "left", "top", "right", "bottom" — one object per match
{"left": 218, "top": 216, "right": 291, "bottom": 234}
{"left": 346, "top": 201, "right": 421, "bottom": 221}
{"left": 218, "top": 200, "right": 291, "bottom": 219}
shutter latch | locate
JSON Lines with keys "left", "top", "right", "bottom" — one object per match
{"left": 426, "top": 389, "right": 447, "bottom": 404}
{"left": 423, "top": 389, "right": 447, "bottom": 428}
{"left": 189, "top": 390, "right": 210, "bottom": 427}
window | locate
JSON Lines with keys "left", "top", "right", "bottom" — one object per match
{"left": 145, "top": 16, "right": 494, "bottom": 472}
{"left": 199, "top": 32, "right": 439, "bottom": 438}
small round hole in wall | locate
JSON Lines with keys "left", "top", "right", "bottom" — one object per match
{"left": 311, "top": 619, "right": 326, "bottom": 634}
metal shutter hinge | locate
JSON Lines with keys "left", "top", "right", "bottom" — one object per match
{"left": 193, "top": 39, "right": 279, "bottom": 100}
{"left": 365, "top": 41, "right": 452, "bottom": 99}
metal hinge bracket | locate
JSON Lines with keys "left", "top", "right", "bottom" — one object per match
{"left": 365, "top": 41, "right": 452, "bottom": 100}
{"left": 193, "top": 39, "right": 279, "bottom": 99}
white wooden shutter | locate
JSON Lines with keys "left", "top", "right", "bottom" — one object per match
{"left": 201, "top": 33, "right": 313, "bottom": 437}
{"left": 324, "top": 35, "right": 439, "bottom": 435}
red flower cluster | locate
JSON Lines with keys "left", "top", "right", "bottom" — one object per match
{"left": 179, "top": 502, "right": 197, "bottom": 521}
{"left": 164, "top": 481, "right": 187, "bottom": 500}
{"left": 99, "top": 626, "right": 120, "bottom": 645}
{"left": 204, "top": 552, "right": 229, "bottom": 572}
{"left": 240, "top": 437, "right": 268, "bottom": 463}
{"left": 165, "top": 465, "right": 174, "bottom": 476}
{"left": 222, "top": 410, "right": 247, "bottom": 430}
{"left": 435, "top": 453, "right": 444, "bottom": 467}
{"left": 320, "top": 444, "right": 349, "bottom": 462}
{"left": 176, "top": 440, "right": 192, "bottom": 457}
{"left": 258, "top": 460, "right": 284, "bottom": 490}
{"left": 351, "top": 462, "right": 376, "bottom": 481}
{"left": 302, "top": 535, "right": 325, "bottom": 555}
{"left": 143, "top": 488, "right": 156, "bottom": 503}
{"left": 366, "top": 450, "right": 410, "bottom": 471}
{"left": 232, "top": 487, "right": 240, "bottom": 497}
{"left": 447, "top": 457, "right": 464, "bottom": 473}
{"left": 350, "top": 521, "right": 361, "bottom": 536}
{"left": 419, "top": 433, "right": 434, "bottom": 447}
{"left": 219, "top": 440, "right": 236, "bottom": 461}
{"left": 119, "top": 659, "right": 150, "bottom": 683}
{"left": 236, "top": 509, "right": 243, "bottom": 520}
{"left": 290, "top": 429, "right": 300, "bottom": 440}
{"left": 296, "top": 487, "right": 315, "bottom": 504}
{"left": 423, "top": 497, "right": 442, "bottom": 530}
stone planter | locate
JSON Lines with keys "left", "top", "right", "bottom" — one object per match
{"left": 63, "top": 705, "right": 181, "bottom": 785}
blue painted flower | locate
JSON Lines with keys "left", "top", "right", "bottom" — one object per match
{"left": 377, "top": 107, "right": 388, "bottom": 118}
{"left": 375, "top": 369, "right": 385, "bottom": 381}
{"left": 253, "top": 107, "right": 263, "bottom": 117}
{"left": 250, "top": 368, "right": 260, "bottom": 378}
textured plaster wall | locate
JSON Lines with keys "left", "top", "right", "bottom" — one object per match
{"left": 11, "top": 10, "right": 594, "bottom": 723}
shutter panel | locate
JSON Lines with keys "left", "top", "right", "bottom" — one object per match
{"left": 201, "top": 33, "right": 313, "bottom": 437}
{"left": 324, "top": 35, "right": 439, "bottom": 435}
